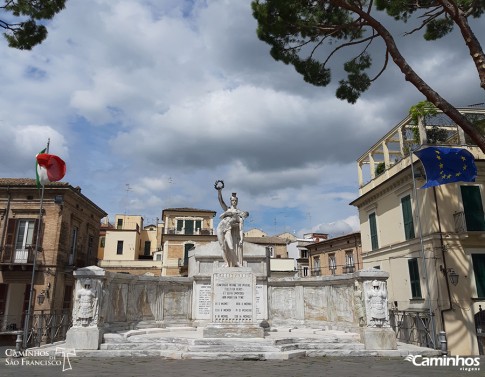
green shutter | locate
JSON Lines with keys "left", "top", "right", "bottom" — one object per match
{"left": 195, "top": 220, "right": 202, "bottom": 231}
{"left": 177, "top": 220, "right": 183, "bottom": 231}
{"left": 472, "top": 254, "right": 485, "bottom": 298}
{"left": 461, "top": 186, "right": 485, "bottom": 231}
{"left": 401, "top": 195, "right": 415, "bottom": 240}
{"left": 408, "top": 258, "right": 422, "bottom": 298}
{"left": 369, "top": 213, "right": 379, "bottom": 250}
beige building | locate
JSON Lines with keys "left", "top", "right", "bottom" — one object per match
{"left": 306, "top": 232, "right": 362, "bottom": 276}
{"left": 0, "top": 178, "right": 106, "bottom": 344}
{"left": 97, "top": 214, "right": 164, "bottom": 276}
{"left": 161, "top": 208, "right": 217, "bottom": 276}
{"left": 350, "top": 107, "right": 485, "bottom": 355}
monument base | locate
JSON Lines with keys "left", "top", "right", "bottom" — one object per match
{"left": 203, "top": 323, "right": 264, "bottom": 338}
{"left": 363, "top": 327, "right": 397, "bottom": 350}
{"left": 65, "top": 326, "right": 102, "bottom": 350}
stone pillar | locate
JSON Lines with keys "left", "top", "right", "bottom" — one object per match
{"left": 65, "top": 266, "right": 107, "bottom": 350}
{"left": 354, "top": 269, "right": 397, "bottom": 350}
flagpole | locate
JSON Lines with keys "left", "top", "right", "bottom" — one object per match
{"left": 410, "top": 146, "right": 437, "bottom": 349}
{"left": 23, "top": 139, "right": 50, "bottom": 349}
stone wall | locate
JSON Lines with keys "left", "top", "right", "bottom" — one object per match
{"left": 71, "top": 266, "right": 389, "bottom": 335}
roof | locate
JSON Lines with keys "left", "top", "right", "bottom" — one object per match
{"left": 306, "top": 232, "right": 361, "bottom": 248}
{"left": 0, "top": 178, "right": 107, "bottom": 216}
{"left": 245, "top": 236, "right": 289, "bottom": 245}
{"left": 162, "top": 207, "right": 216, "bottom": 214}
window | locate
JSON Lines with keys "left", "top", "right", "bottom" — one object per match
{"left": 266, "top": 246, "right": 274, "bottom": 257}
{"left": 117, "top": 218, "right": 123, "bottom": 230}
{"left": 87, "top": 235, "right": 94, "bottom": 261}
{"left": 69, "top": 227, "right": 78, "bottom": 265}
{"left": 401, "top": 195, "right": 415, "bottom": 240}
{"left": 313, "top": 257, "right": 321, "bottom": 276}
{"left": 345, "top": 251, "right": 355, "bottom": 273}
{"left": 472, "top": 254, "right": 485, "bottom": 298}
{"left": 301, "top": 250, "right": 308, "bottom": 259}
{"left": 408, "top": 258, "right": 422, "bottom": 299}
{"left": 369, "top": 213, "right": 379, "bottom": 250}
{"left": 329, "top": 254, "right": 336, "bottom": 275}
{"left": 117, "top": 240, "right": 124, "bottom": 255}
{"left": 183, "top": 243, "right": 194, "bottom": 266}
{"left": 461, "top": 186, "right": 485, "bottom": 231}
{"left": 63, "top": 286, "right": 73, "bottom": 310}
{"left": 302, "top": 266, "right": 308, "bottom": 277}
{"left": 13, "top": 219, "right": 37, "bottom": 263}
{"left": 99, "top": 236, "right": 105, "bottom": 248}
{"left": 175, "top": 219, "right": 203, "bottom": 235}
{"left": 144, "top": 241, "right": 151, "bottom": 256}
{"left": 15, "top": 220, "right": 35, "bottom": 251}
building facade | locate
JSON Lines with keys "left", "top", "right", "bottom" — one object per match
{"left": 161, "top": 208, "right": 217, "bottom": 276}
{"left": 0, "top": 178, "right": 106, "bottom": 343}
{"left": 307, "top": 232, "right": 362, "bottom": 276}
{"left": 97, "top": 214, "right": 164, "bottom": 276}
{"left": 350, "top": 107, "right": 485, "bottom": 355}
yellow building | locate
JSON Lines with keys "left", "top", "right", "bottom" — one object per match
{"left": 161, "top": 208, "right": 216, "bottom": 276}
{"left": 350, "top": 107, "right": 485, "bottom": 355}
{"left": 97, "top": 214, "right": 164, "bottom": 276}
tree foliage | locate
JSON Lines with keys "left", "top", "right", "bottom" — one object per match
{"left": 252, "top": 0, "right": 485, "bottom": 152}
{"left": 1, "top": 0, "right": 66, "bottom": 50}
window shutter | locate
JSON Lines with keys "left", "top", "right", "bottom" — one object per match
{"left": 401, "top": 195, "right": 415, "bottom": 240}
{"left": 461, "top": 186, "right": 485, "bottom": 231}
{"left": 472, "top": 254, "right": 485, "bottom": 297}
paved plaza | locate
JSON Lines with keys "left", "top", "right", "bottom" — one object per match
{"left": 1, "top": 355, "right": 483, "bottom": 377}
{"left": 0, "top": 327, "right": 483, "bottom": 377}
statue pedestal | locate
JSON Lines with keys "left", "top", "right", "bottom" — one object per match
{"left": 203, "top": 267, "right": 263, "bottom": 338}
{"left": 363, "top": 327, "right": 397, "bottom": 350}
{"left": 65, "top": 326, "right": 102, "bottom": 350}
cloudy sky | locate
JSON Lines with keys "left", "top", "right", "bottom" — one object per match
{"left": 0, "top": 1, "right": 484, "bottom": 237}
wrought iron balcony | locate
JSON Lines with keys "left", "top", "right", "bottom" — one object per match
{"left": 0, "top": 246, "right": 38, "bottom": 264}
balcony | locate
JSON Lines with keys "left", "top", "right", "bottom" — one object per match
{"left": 343, "top": 265, "right": 355, "bottom": 274}
{"left": 0, "top": 246, "right": 37, "bottom": 264}
{"left": 166, "top": 228, "right": 213, "bottom": 236}
{"left": 454, "top": 211, "right": 485, "bottom": 233}
{"left": 311, "top": 268, "right": 321, "bottom": 276}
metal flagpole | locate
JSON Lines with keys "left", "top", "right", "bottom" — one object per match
{"left": 410, "top": 146, "right": 437, "bottom": 349}
{"left": 23, "top": 139, "right": 50, "bottom": 349}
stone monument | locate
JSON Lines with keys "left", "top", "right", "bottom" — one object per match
{"left": 65, "top": 266, "right": 106, "bottom": 350}
{"left": 203, "top": 181, "right": 264, "bottom": 338}
{"left": 359, "top": 270, "right": 397, "bottom": 350}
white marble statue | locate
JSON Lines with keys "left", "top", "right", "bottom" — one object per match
{"left": 74, "top": 279, "right": 97, "bottom": 327}
{"left": 215, "top": 180, "right": 249, "bottom": 267}
{"left": 365, "top": 280, "right": 387, "bottom": 327}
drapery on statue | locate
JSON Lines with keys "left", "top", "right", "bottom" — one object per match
{"left": 214, "top": 180, "right": 249, "bottom": 267}
{"left": 366, "top": 280, "right": 387, "bottom": 327}
{"left": 75, "top": 279, "right": 97, "bottom": 327}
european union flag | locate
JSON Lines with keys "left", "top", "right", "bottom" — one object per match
{"left": 414, "top": 147, "right": 477, "bottom": 188}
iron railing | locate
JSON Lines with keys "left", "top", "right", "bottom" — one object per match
{"left": 389, "top": 309, "right": 435, "bottom": 348}
{"left": 0, "top": 245, "right": 38, "bottom": 264}
{"left": 0, "top": 310, "right": 72, "bottom": 348}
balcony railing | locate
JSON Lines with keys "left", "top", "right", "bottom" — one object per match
{"left": 311, "top": 268, "right": 321, "bottom": 276}
{"left": 454, "top": 211, "right": 467, "bottom": 233}
{"left": 454, "top": 211, "right": 485, "bottom": 233}
{"left": 0, "top": 246, "right": 37, "bottom": 264}
{"left": 166, "top": 228, "right": 213, "bottom": 236}
{"left": 343, "top": 265, "right": 355, "bottom": 274}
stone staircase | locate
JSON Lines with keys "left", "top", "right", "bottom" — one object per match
{"left": 90, "top": 327, "right": 440, "bottom": 360}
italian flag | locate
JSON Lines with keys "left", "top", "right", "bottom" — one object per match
{"left": 36, "top": 150, "right": 67, "bottom": 188}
